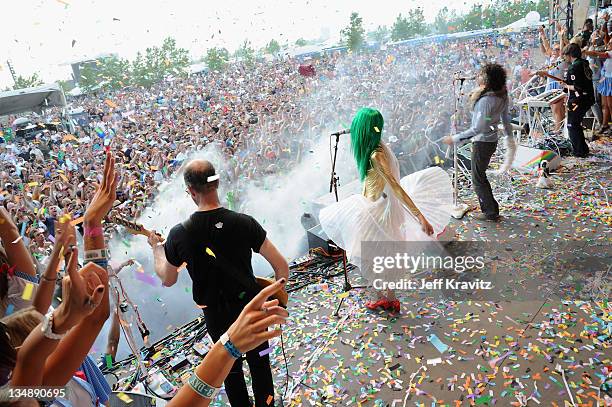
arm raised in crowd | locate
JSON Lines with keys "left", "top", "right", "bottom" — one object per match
{"left": 42, "top": 152, "right": 117, "bottom": 385}
{"left": 32, "top": 221, "right": 76, "bottom": 314}
{"left": 11, "top": 260, "right": 106, "bottom": 387}
{"left": 168, "top": 279, "right": 288, "bottom": 407}
{"left": 0, "top": 207, "right": 35, "bottom": 277}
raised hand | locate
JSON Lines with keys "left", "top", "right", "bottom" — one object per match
{"left": 52, "top": 251, "right": 107, "bottom": 334}
{"left": 84, "top": 152, "right": 117, "bottom": 226}
{"left": 226, "top": 279, "right": 289, "bottom": 354}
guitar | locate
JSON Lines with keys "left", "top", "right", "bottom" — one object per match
{"left": 106, "top": 212, "right": 288, "bottom": 307}
{"left": 534, "top": 71, "right": 567, "bottom": 84}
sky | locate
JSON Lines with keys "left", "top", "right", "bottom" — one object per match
{"left": 0, "top": 0, "right": 485, "bottom": 88}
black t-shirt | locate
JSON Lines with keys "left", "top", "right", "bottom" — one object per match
{"left": 565, "top": 58, "right": 594, "bottom": 104}
{"left": 164, "top": 208, "right": 266, "bottom": 308}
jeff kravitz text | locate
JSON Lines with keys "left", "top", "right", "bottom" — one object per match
{"left": 373, "top": 278, "right": 493, "bottom": 291}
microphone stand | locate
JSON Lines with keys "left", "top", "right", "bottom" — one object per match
{"left": 328, "top": 132, "right": 366, "bottom": 317}
{"left": 451, "top": 77, "right": 470, "bottom": 219}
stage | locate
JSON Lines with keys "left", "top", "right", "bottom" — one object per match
{"left": 106, "top": 140, "right": 611, "bottom": 406}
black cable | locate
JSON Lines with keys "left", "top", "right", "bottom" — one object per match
{"left": 281, "top": 330, "right": 289, "bottom": 402}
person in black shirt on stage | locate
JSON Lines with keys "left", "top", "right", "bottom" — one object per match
{"left": 147, "top": 159, "right": 289, "bottom": 407}
{"left": 563, "top": 43, "right": 594, "bottom": 157}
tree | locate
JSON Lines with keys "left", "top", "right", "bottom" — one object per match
{"left": 341, "top": 12, "right": 365, "bottom": 52}
{"left": 436, "top": 0, "right": 548, "bottom": 33}
{"left": 433, "top": 6, "right": 459, "bottom": 34}
{"left": 131, "top": 37, "right": 190, "bottom": 88}
{"left": 12, "top": 73, "right": 43, "bottom": 90}
{"left": 205, "top": 47, "right": 229, "bottom": 71}
{"left": 265, "top": 39, "right": 281, "bottom": 55}
{"left": 57, "top": 79, "right": 75, "bottom": 93}
{"left": 80, "top": 55, "right": 130, "bottom": 92}
{"left": 391, "top": 8, "right": 427, "bottom": 42}
{"left": 295, "top": 38, "right": 308, "bottom": 47}
{"left": 371, "top": 25, "right": 389, "bottom": 44}
{"left": 234, "top": 40, "right": 256, "bottom": 66}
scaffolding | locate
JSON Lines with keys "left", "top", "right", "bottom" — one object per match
{"left": 549, "top": 0, "right": 574, "bottom": 45}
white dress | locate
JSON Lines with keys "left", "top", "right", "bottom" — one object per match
{"left": 319, "top": 143, "right": 453, "bottom": 283}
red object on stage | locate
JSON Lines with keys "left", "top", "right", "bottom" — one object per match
{"left": 298, "top": 64, "right": 316, "bottom": 77}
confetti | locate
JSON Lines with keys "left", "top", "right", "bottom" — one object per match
{"left": 428, "top": 333, "right": 449, "bottom": 353}
{"left": 105, "top": 354, "right": 113, "bottom": 369}
{"left": 116, "top": 392, "right": 132, "bottom": 404}
{"left": 22, "top": 283, "right": 34, "bottom": 300}
{"left": 205, "top": 247, "right": 216, "bottom": 258}
{"left": 258, "top": 346, "right": 273, "bottom": 357}
{"left": 11, "top": 236, "right": 23, "bottom": 244}
{"left": 5, "top": 304, "right": 14, "bottom": 316}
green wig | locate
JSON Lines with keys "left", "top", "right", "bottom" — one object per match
{"left": 350, "top": 108, "right": 384, "bottom": 181}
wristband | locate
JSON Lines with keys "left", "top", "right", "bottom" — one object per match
{"left": 188, "top": 372, "right": 220, "bottom": 399}
{"left": 219, "top": 332, "right": 242, "bottom": 359}
{"left": 84, "top": 249, "right": 109, "bottom": 261}
{"left": 84, "top": 225, "right": 104, "bottom": 238}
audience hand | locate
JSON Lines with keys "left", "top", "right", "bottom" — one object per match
{"left": 84, "top": 152, "right": 117, "bottom": 227}
{"left": 226, "top": 278, "right": 288, "bottom": 354}
{"left": 53, "top": 254, "right": 107, "bottom": 334}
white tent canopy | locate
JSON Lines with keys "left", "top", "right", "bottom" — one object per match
{"left": 0, "top": 83, "right": 67, "bottom": 116}
{"left": 501, "top": 11, "right": 543, "bottom": 32}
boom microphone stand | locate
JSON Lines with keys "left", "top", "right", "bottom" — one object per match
{"left": 328, "top": 132, "right": 366, "bottom": 317}
{"left": 450, "top": 76, "right": 470, "bottom": 219}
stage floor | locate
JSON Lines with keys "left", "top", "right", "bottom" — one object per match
{"left": 258, "top": 142, "right": 611, "bottom": 406}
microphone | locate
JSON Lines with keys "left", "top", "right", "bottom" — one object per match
{"left": 455, "top": 75, "right": 476, "bottom": 81}
{"left": 331, "top": 128, "right": 350, "bottom": 136}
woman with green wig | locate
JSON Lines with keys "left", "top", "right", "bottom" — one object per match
{"left": 320, "top": 108, "right": 453, "bottom": 313}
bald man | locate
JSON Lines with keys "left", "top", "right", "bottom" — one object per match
{"left": 147, "top": 159, "right": 288, "bottom": 407}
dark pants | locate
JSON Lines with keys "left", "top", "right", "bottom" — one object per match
{"left": 592, "top": 80, "right": 603, "bottom": 125}
{"left": 566, "top": 100, "right": 591, "bottom": 157}
{"left": 471, "top": 142, "right": 499, "bottom": 218}
{"left": 204, "top": 304, "right": 274, "bottom": 407}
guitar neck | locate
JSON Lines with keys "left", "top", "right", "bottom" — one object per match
{"left": 108, "top": 214, "right": 152, "bottom": 237}
{"left": 541, "top": 72, "right": 566, "bottom": 84}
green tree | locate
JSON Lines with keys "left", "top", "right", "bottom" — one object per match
{"left": 13, "top": 73, "right": 44, "bottom": 89}
{"left": 57, "top": 79, "right": 74, "bottom": 93}
{"left": 446, "top": 0, "right": 547, "bottom": 32}
{"left": 205, "top": 47, "right": 229, "bottom": 71}
{"left": 371, "top": 25, "right": 389, "bottom": 43}
{"left": 295, "top": 38, "right": 308, "bottom": 46}
{"left": 80, "top": 55, "right": 130, "bottom": 92}
{"left": 433, "top": 6, "right": 460, "bottom": 34}
{"left": 234, "top": 40, "right": 256, "bottom": 66}
{"left": 391, "top": 8, "right": 427, "bottom": 42}
{"left": 341, "top": 12, "right": 365, "bottom": 51}
{"left": 265, "top": 39, "right": 281, "bottom": 55}
{"left": 131, "top": 37, "right": 190, "bottom": 88}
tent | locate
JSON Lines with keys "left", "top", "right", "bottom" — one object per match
{"left": 0, "top": 83, "right": 67, "bottom": 116}
{"left": 500, "top": 11, "right": 543, "bottom": 32}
